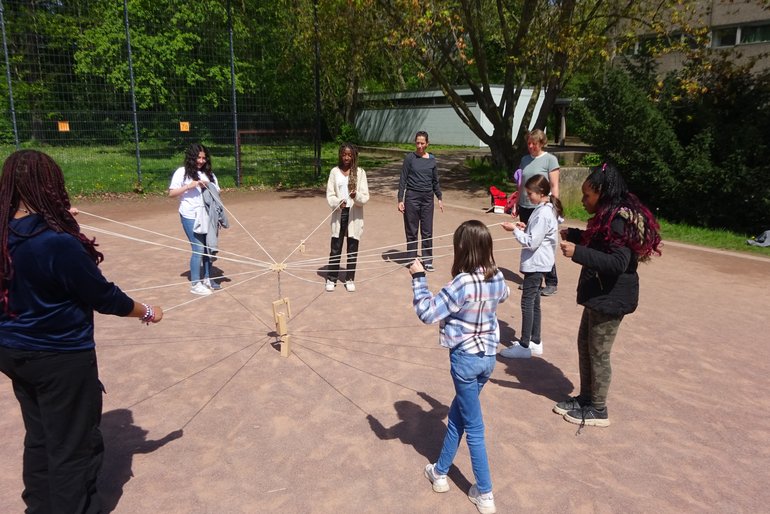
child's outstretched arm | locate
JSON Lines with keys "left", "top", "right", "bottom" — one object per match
{"left": 513, "top": 215, "right": 547, "bottom": 249}
{"left": 410, "top": 264, "right": 465, "bottom": 325}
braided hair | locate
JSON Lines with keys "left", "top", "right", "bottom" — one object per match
{"left": 582, "top": 162, "right": 661, "bottom": 262}
{"left": 338, "top": 142, "right": 359, "bottom": 194}
{"left": 0, "top": 150, "right": 103, "bottom": 312}
{"left": 184, "top": 143, "right": 214, "bottom": 182}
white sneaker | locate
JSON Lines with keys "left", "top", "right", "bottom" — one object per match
{"left": 344, "top": 280, "right": 356, "bottom": 292}
{"left": 468, "top": 484, "right": 496, "bottom": 514}
{"left": 203, "top": 278, "right": 221, "bottom": 290}
{"left": 529, "top": 341, "right": 543, "bottom": 356}
{"left": 190, "top": 282, "right": 213, "bottom": 296}
{"left": 424, "top": 463, "right": 449, "bottom": 493}
{"left": 498, "top": 341, "right": 532, "bottom": 359}
{"left": 325, "top": 279, "right": 336, "bottom": 292}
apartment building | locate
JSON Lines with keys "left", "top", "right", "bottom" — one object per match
{"left": 627, "top": 0, "right": 770, "bottom": 73}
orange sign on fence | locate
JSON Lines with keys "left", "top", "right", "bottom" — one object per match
{"left": 57, "top": 121, "right": 70, "bottom": 132}
{"left": 179, "top": 121, "right": 190, "bottom": 132}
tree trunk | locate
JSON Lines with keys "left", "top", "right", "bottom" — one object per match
{"left": 487, "top": 131, "right": 516, "bottom": 173}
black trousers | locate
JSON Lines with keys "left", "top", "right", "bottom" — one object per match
{"left": 403, "top": 190, "right": 435, "bottom": 263}
{"left": 0, "top": 347, "right": 104, "bottom": 514}
{"left": 328, "top": 207, "right": 360, "bottom": 282}
{"left": 518, "top": 206, "right": 558, "bottom": 287}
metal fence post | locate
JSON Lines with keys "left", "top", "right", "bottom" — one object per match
{"left": 227, "top": 0, "right": 241, "bottom": 186}
{"left": 122, "top": 0, "right": 142, "bottom": 187}
{"left": 313, "top": 0, "right": 321, "bottom": 178}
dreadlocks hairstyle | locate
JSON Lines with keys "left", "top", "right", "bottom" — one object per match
{"left": 338, "top": 142, "right": 359, "bottom": 195}
{"left": 523, "top": 174, "right": 564, "bottom": 218}
{"left": 451, "top": 220, "right": 498, "bottom": 280}
{"left": 0, "top": 150, "right": 103, "bottom": 311}
{"left": 582, "top": 162, "right": 662, "bottom": 262}
{"left": 183, "top": 143, "right": 214, "bottom": 182}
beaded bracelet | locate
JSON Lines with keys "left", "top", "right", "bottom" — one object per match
{"left": 140, "top": 303, "right": 155, "bottom": 325}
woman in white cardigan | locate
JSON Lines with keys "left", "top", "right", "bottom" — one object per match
{"left": 325, "top": 143, "right": 370, "bottom": 292}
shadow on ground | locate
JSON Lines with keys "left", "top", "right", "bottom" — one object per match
{"left": 492, "top": 319, "right": 574, "bottom": 403}
{"left": 99, "top": 409, "right": 183, "bottom": 513}
{"left": 367, "top": 391, "right": 473, "bottom": 493}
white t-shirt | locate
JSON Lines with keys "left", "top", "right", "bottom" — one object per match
{"left": 336, "top": 172, "right": 350, "bottom": 205}
{"left": 169, "top": 166, "right": 219, "bottom": 219}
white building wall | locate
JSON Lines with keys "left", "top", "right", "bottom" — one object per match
{"left": 354, "top": 87, "right": 545, "bottom": 147}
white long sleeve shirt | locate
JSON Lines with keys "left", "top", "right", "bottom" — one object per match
{"left": 513, "top": 202, "right": 558, "bottom": 273}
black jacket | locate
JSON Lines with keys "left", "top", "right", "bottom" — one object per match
{"left": 565, "top": 216, "right": 639, "bottom": 316}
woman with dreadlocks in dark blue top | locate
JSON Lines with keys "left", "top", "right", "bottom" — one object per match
{"left": 0, "top": 150, "right": 164, "bottom": 513}
{"left": 555, "top": 162, "right": 661, "bottom": 428}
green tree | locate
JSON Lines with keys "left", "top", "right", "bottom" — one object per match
{"left": 285, "top": 0, "right": 415, "bottom": 138}
{"left": 373, "top": 0, "right": 669, "bottom": 171}
{"left": 74, "top": 1, "right": 241, "bottom": 112}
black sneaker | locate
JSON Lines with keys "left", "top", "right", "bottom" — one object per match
{"left": 552, "top": 396, "right": 588, "bottom": 415}
{"left": 540, "top": 285, "right": 557, "bottom": 296}
{"left": 424, "top": 263, "right": 435, "bottom": 272}
{"left": 563, "top": 405, "right": 610, "bottom": 427}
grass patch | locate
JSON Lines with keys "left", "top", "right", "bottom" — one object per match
{"left": 657, "top": 220, "right": 769, "bottom": 255}
{"left": 0, "top": 142, "right": 395, "bottom": 195}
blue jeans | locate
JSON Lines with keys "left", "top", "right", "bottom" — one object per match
{"left": 180, "top": 215, "right": 211, "bottom": 284}
{"left": 435, "top": 349, "right": 495, "bottom": 493}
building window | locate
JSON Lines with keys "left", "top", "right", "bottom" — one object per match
{"left": 712, "top": 27, "right": 737, "bottom": 47}
{"left": 740, "top": 24, "right": 770, "bottom": 45}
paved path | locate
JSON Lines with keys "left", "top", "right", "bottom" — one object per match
{"left": 0, "top": 161, "right": 768, "bottom": 513}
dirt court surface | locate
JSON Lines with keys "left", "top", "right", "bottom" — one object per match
{"left": 1, "top": 175, "right": 769, "bottom": 513}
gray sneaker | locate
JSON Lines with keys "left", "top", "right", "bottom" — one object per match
{"left": 564, "top": 405, "right": 610, "bottom": 427}
{"left": 540, "top": 285, "right": 557, "bottom": 296}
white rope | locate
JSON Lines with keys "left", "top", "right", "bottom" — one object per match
{"left": 276, "top": 221, "right": 510, "bottom": 268}
{"left": 80, "top": 224, "right": 272, "bottom": 269}
{"left": 79, "top": 210, "right": 272, "bottom": 267}
{"left": 163, "top": 270, "right": 271, "bottom": 313}
{"left": 121, "top": 269, "right": 271, "bottom": 293}
{"left": 222, "top": 203, "right": 277, "bottom": 264}
{"left": 280, "top": 200, "right": 344, "bottom": 264}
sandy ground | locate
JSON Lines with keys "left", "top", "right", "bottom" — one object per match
{"left": 1, "top": 164, "right": 769, "bottom": 513}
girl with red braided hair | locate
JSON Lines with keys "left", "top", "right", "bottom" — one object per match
{"left": 555, "top": 162, "right": 661, "bottom": 428}
{"left": 0, "top": 150, "right": 163, "bottom": 513}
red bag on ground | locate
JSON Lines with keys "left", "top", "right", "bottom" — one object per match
{"left": 489, "top": 186, "right": 508, "bottom": 208}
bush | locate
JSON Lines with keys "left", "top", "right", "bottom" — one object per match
{"left": 335, "top": 123, "right": 361, "bottom": 146}
{"left": 574, "top": 65, "right": 770, "bottom": 235}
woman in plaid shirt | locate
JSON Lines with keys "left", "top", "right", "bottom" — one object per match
{"left": 411, "top": 220, "right": 509, "bottom": 514}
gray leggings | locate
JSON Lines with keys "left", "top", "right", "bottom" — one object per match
{"left": 577, "top": 307, "right": 624, "bottom": 409}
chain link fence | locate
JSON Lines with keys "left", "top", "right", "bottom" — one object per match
{"left": 0, "top": 0, "right": 320, "bottom": 192}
